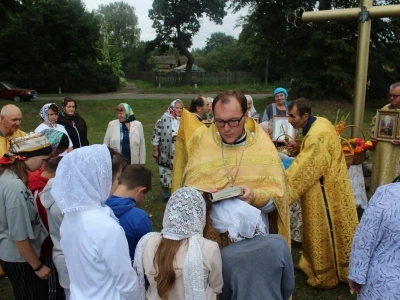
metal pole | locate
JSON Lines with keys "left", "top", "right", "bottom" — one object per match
{"left": 369, "top": 5, "right": 400, "bottom": 18}
{"left": 302, "top": 8, "right": 360, "bottom": 22}
{"left": 352, "top": 0, "right": 373, "bottom": 136}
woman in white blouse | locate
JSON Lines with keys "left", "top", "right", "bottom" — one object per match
{"left": 35, "top": 103, "right": 73, "bottom": 156}
{"left": 103, "top": 103, "right": 145, "bottom": 164}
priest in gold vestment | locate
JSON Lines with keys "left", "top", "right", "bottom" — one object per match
{"left": 369, "top": 82, "right": 400, "bottom": 196}
{"left": 285, "top": 98, "right": 359, "bottom": 289}
{"left": 172, "top": 91, "right": 291, "bottom": 247}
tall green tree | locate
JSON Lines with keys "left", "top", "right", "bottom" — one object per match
{"left": 96, "top": 1, "right": 140, "bottom": 51}
{"left": 149, "top": 0, "right": 228, "bottom": 84}
{"left": 204, "top": 32, "right": 235, "bottom": 53}
{"left": 204, "top": 40, "right": 251, "bottom": 72}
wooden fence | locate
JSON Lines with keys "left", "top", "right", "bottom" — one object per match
{"left": 125, "top": 71, "right": 260, "bottom": 86}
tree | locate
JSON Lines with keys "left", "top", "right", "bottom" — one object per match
{"left": 204, "top": 32, "right": 235, "bottom": 53}
{"left": 149, "top": 0, "right": 228, "bottom": 84}
{"left": 96, "top": 1, "right": 140, "bottom": 51}
{"left": 204, "top": 40, "right": 251, "bottom": 72}
{"left": 238, "top": 1, "right": 291, "bottom": 85}
{"left": 0, "top": 0, "right": 120, "bottom": 93}
{"left": 234, "top": 0, "right": 400, "bottom": 101}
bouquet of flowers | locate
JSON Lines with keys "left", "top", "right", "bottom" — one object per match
{"left": 333, "top": 110, "right": 375, "bottom": 165}
{"left": 344, "top": 138, "right": 376, "bottom": 153}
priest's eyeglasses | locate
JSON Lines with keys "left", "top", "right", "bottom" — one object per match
{"left": 214, "top": 113, "right": 245, "bottom": 127}
{"left": 389, "top": 94, "right": 400, "bottom": 98}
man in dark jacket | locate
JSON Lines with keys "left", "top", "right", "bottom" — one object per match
{"left": 105, "top": 165, "right": 153, "bottom": 261}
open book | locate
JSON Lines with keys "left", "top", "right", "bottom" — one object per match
{"left": 190, "top": 186, "right": 244, "bottom": 203}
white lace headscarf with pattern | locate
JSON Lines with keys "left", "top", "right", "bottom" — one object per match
{"left": 51, "top": 144, "right": 112, "bottom": 213}
{"left": 134, "top": 187, "right": 206, "bottom": 300}
{"left": 40, "top": 103, "right": 57, "bottom": 127}
{"left": 211, "top": 198, "right": 267, "bottom": 242}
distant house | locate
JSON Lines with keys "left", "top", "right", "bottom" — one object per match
{"left": 174, "top": 64, "right": 205, "bottom": 73}
{"left": 179, "top": 56, "right": 206, "bottom": 69}
{"left": 152, "top": 56, "right": 177, "bottom": 70}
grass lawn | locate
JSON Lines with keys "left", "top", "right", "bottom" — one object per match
{"left": 0, "top": 96, "right": 382, "bottom": 299}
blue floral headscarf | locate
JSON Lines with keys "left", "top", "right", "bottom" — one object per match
{"left": 119, "top": 103, "right": 136, "bottom": 123}
{"left": 274, "top": 87, "right": 289, "bottom": 107}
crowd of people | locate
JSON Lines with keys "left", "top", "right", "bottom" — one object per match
{"left": 0, "top": 85, "right": 399, "bottom": 299}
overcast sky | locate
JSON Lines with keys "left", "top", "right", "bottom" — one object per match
{"left": 83, "top": 0, "right": 248, "bottom": 49}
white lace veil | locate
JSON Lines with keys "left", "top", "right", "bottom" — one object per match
{"left": 51, "top": 144, "right": 112, "bottom": 213}
{"left": 211, "top": 197, "right": 267, "bottom": 242}
{"left": 134, "top": 187, "right": 206, "bottom": 300}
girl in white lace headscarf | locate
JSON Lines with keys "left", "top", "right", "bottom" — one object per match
{"left": 51, "top": 144, "right": 139, "bottom": 300}
{"left": 134, "top": 187, "right": 223, "bottom": 300}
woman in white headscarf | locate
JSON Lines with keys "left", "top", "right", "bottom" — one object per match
{"left": 134, "top": 187, "right": 223, "bottom": 300}
{"left": 245, "top": 95, "right": 259, "bottom": 120}
{"left": 35, "top": 103, "right": 73, "bottom": 155}
{"left": 152, "top": 99, "right": 183, "bottom": 202}
{"left": 51, "top": 144, "right": 139, "bottom": 300}
{"left": 211, "top": 198, "right": 294, "bottom": 300}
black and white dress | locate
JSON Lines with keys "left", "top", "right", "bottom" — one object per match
{"left": 151, "top": 112, "right": 180, "bottom": 188}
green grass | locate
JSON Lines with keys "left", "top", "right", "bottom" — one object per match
{"left": 134, "top": 80, "right": 274, "bottom": 94}
{"left": 1, "top": 97, "right": 378, "bottom": 299}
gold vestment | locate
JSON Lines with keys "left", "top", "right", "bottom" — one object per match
{"left": 287, "top": 117, "right": 358, "bottom": 288}
{"left": 172, "top": 110, "right": 291, "bottom": 247}
{"left": 369, "top": 104, "right": 400, "bottom": 196}
{"left": 0, "top": 129, "right": 26, "bottom": 158}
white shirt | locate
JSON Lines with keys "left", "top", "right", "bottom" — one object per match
{"left": 60, "top": 207, "right": 140, "bottom": 300}
{"left": 35, "top": 123, "right": 73, "bottom": 156}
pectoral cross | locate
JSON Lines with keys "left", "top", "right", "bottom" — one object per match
{"left": 288, "top": 1, "right": 400, "bottom": 136}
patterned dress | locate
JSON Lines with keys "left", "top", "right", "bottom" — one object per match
{"left": 152, "top": 111, "right": 180, "bottom": 188}
{"left": 349, "top": 182, "right": 400, "bottom": 299}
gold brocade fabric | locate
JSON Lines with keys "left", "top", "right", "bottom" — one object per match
{"left": 287, "top": 117, "right": 359, "bottom": 289}
{"left": 171, "top": 109, "right": 206, "bottom": 193}
{"left": 0, "top": 129, "right": 26, "bottom": 158}
{"left": 173, "top": 116, "right": 291, "bottom": 247}
{"left": 369, "top": 104, "right": 400, "bottom": 196}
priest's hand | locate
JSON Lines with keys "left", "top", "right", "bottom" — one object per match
{"left": 285, "top": 140, "right": 300, "bottom": 155}
{"left": 392, "top": 137, "right": 400, "bottom": 145}
{"left": 348, "top": 279, "right": 361, "bottom": 294}
{"left": 238, "top": 185, "right": 255, "bottom": 205}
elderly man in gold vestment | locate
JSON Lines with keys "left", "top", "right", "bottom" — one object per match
{"left": 369, "top": 82, "right": 400, "bottom": 196}
{"left": 0, "top": 104, "right": 26, "bottom": 157}
{"left": 285, "top": 98, "right": 359, "bottom": 289}
{"left": 172, "top": 90, "right": 291, "bottom": 246}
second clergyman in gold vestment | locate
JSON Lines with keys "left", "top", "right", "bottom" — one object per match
{"left": 286, "top": 98, "right": 359, "bottom": 289}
